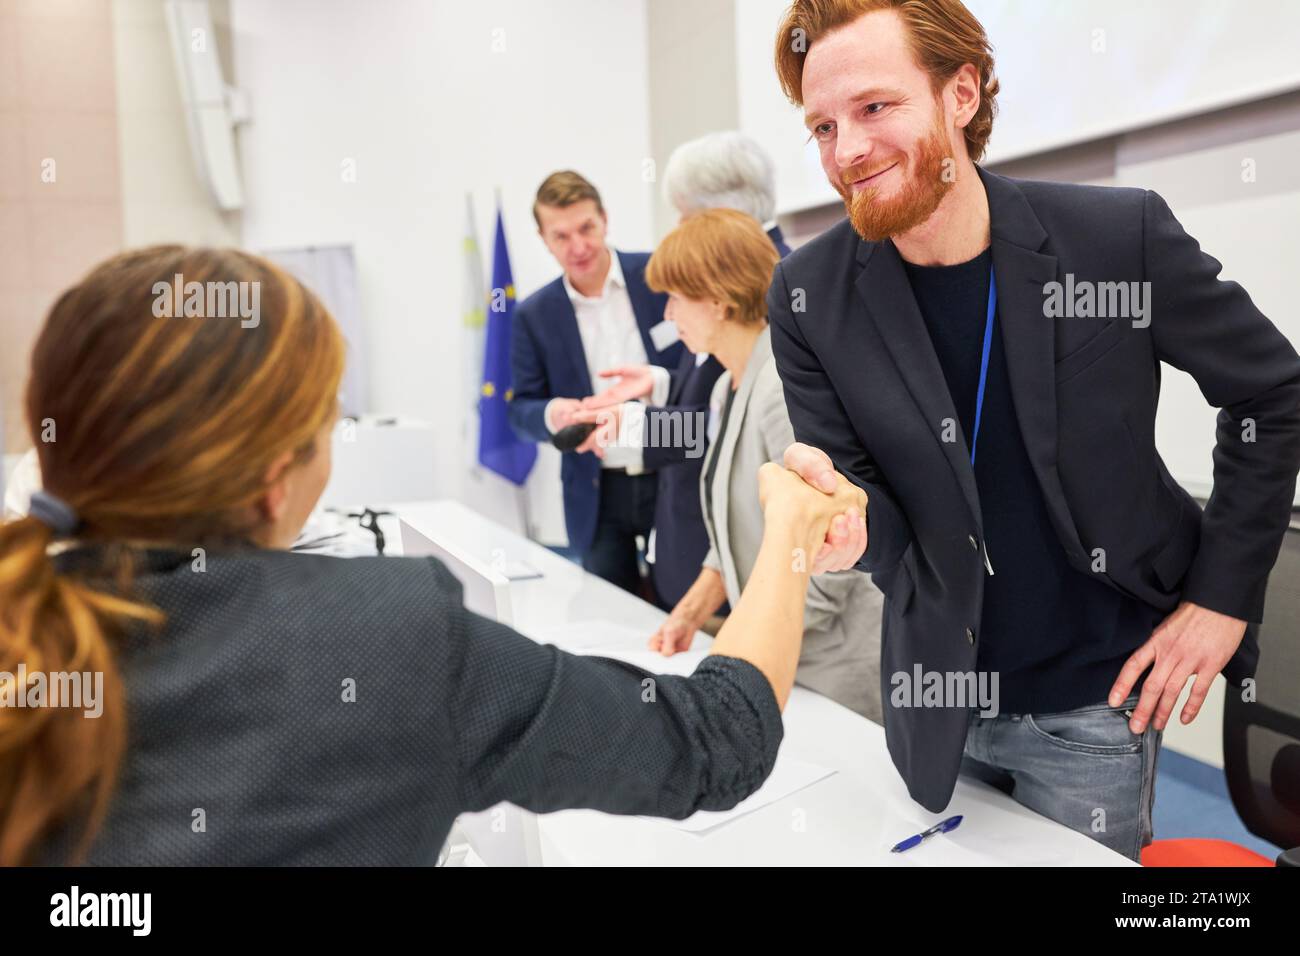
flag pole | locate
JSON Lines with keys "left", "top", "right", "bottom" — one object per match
{"left": 463, "top": 190, "right": 486, "bottom": 482}
{"left": 495, "top": 186, "right": 534, "bottom": 542}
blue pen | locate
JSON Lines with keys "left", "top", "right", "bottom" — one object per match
{"left": 891, "top": 814, "right": 963, "bottom": 853}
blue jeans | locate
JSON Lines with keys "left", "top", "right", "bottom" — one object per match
{"left": 960, "top": 693, "right": 1162, "bottom": 862}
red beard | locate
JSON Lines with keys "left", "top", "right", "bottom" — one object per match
{"left": 838, "top": 120, "right": 955, "bottom": 243}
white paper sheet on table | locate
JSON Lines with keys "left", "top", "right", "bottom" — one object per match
{"left": 528, "top": 618, "right": 712, "bottom": 678}
{"left": 653, "top": 755, "right": 836, "bottom": 834}
{"left": 531, "top": 621, "right": 840, "bottom": 838}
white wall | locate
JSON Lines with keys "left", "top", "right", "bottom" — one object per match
{"left": 968, "top": 0, "right": 1300, "bottom": 164}
{"left": 647, "top": 0, "right": 739, "bottom": 238}
{"left": 112, "top": 0, "right": 241, "bottom": 248}
{"left": 734, "top": 0, "right": 836, "bottom": 216}
{"left": 1118, "top": 117, "right": 1300, "bottom": 505}
{"left": 231, "top": 0, "right": 655, "bottom": 542}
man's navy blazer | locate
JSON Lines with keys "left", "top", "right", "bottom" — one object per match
{"left": 509, "top": 250, "right": 682, "bottom": 555}
{"left": 769, "top": 166, "right": 1300, "bottom": 813}
{"left": 767, "top": 223, "right": 793, "bottom": 259}
{"left": 645, "top": 348, "right": 725, "bottom": 607}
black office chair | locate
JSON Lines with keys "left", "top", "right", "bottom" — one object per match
{"left": 1143, "top": 518, "right": 1300, "bottom": 867}
{"left": 1224, "top": 520, "right": 1300, "bottom": 866}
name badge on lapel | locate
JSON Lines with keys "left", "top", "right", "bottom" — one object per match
{"left": 648, "top": 319, "right": 680, "bottom": 352}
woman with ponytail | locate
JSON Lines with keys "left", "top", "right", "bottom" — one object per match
{"left": 0, "top": 245, "right": 864, "bottom": 865}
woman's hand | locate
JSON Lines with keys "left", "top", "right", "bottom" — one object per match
{"left": 649, "top": 611, "right": 700, "bottom": 656}
{"left": 649, "top": 568, "right": 726, "bottom": 656}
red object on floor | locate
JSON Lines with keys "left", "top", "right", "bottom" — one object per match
{"left": 1142, "top": 838, "right": 1273, "bottom": 867}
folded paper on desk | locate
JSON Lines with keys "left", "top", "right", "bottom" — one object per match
{"left": 653, "top": 755, "right": 836, "bottom": 834}
{"left": 529, "top": 620, "right": 713, "bottom": 677}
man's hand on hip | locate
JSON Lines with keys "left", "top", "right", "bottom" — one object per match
{"left": 1108, "top": 601, "right": 1248, "bottom": 733}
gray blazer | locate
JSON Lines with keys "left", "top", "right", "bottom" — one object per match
{"left": 701, "top": 326, "right": 884, "bottom": 722}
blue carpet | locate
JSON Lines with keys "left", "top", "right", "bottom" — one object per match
{"left": 1154, "top": 747, "right": 1281, "bottom": 860}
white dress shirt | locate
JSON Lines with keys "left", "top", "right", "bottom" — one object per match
{"left": 544, "top": 250, "right": 653, "bottom": 472}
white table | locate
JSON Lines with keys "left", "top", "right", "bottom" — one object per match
{"left": 389, "top": 499, "right": 1134, "bottom": 866}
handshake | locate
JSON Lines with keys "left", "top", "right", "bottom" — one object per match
{"left": 759, "top": 443, "right": 869, "bottom": 573}
{"left": 651, "top": 442, "right": 869, "bottom": 655}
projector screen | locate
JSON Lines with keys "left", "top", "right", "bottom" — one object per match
{"left": 737, "top": 0, "right": 1300, "bottom": 214}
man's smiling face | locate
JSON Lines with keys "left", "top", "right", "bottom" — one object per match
{"left": 802, "top": 8, "right": 960, "bottom": 241}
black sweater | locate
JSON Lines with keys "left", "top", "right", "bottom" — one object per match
{"left": 903, "top": 248, "right": 1160, "bottom": 713}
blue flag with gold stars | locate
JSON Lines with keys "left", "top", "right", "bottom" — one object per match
{"left": 478, "top": 207, "right": 537, "bottom": 484}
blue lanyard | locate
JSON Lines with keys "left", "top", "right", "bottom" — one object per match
{"left": 969, "top": 267, "right": 997, "bottom": 467}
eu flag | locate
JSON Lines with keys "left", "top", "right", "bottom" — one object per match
{"left": 478, "top": 207, "right": 537, "bottom": 484}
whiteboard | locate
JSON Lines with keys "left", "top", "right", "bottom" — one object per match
{"left": 737, "top": 0, "right": 1300, "bottom": 214}
{"left": 262, "top": 244, "right": 369, "bottom": 418}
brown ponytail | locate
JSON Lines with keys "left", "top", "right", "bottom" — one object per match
{"left": 0, "top": 246, "right": 345, "bottom": 864}
{"left": 0, "top": 517, "right": 159, "bottom": 864}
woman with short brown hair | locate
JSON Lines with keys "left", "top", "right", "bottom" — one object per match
{"left": 646, "top": 209, "right": 884, "bottom": 722}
